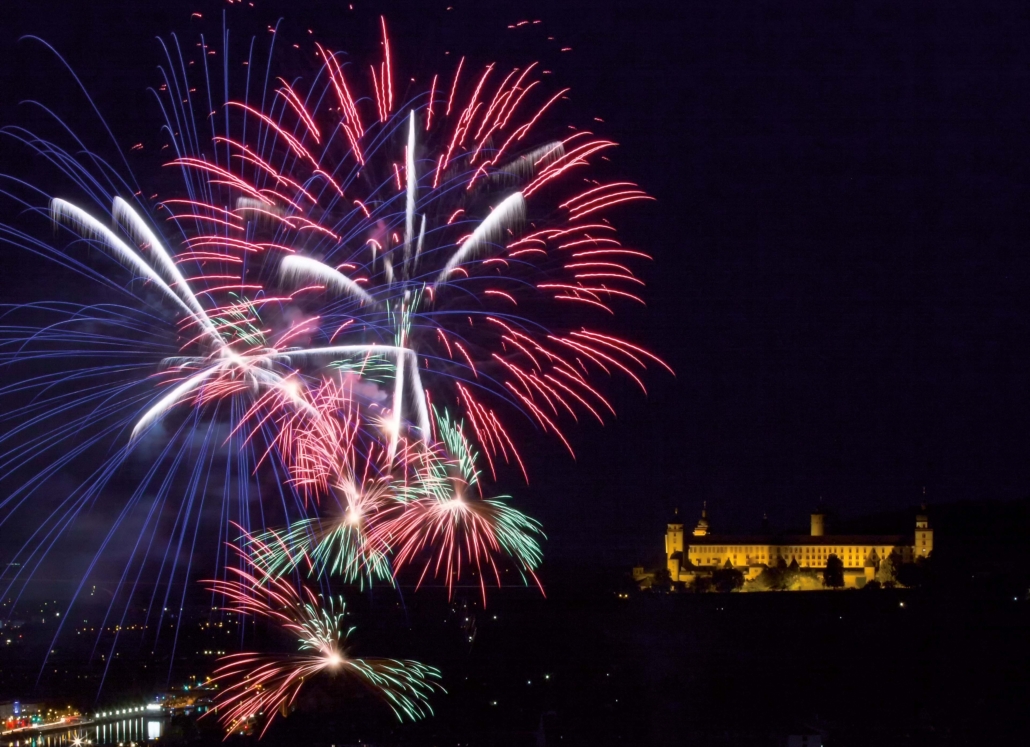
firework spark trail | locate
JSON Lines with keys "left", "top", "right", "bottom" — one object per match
{"left": 366, "top": 411, "right": 546, "bottom": 603}
{"left": 373, "top": 492, "right": 545, "bottom": 604}
{"left": 205, "top": 534, "right": 442, "bottom": 735}
{"left": 247, "top": 379, "right": 401, "bottom": 586}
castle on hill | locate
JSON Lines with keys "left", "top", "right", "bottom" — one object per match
{"left": 662, "top": 504, "right": 933, "bottom": 589}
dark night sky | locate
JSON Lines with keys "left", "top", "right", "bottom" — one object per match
{"left": 2, "top": 0, "right": 1030, "bottom": 572}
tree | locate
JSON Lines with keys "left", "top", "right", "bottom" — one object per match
{"left": 650, "top": 566, "right": 673, "bottom": 593}
{"left": 823, "top": 554, "right": 845, "bottom": 588}
{"left": 876, "top": 551, "right": 901, "bottom": 587}
{"left": 752, "top": 564, "right": 794, "bottom": 591}
{"left": 712, "top": 566, "right": 745, "bottom": 593}
{"left": 749, "top": 567, "right": 777, "bottom": 591}
{"left": 897, "top": 560, "right": 926, "bottom": 588}
{"left": 794, "top": 571, "right": 825, "bottom": 591}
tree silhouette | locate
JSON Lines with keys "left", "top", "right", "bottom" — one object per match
{"left": 876, "top": 551, "right": 901, "bottom": 587}
{"left": 713, "top": 566, "right": 744, "bottom": 592}
{"left": 823, "top": 554, "right": 844, "bottom": 588}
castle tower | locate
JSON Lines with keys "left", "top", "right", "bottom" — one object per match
{"left": 915, "top": 501, "right": 933, "bottom": 559}
{"left": 666, "top": 509, "right": 684, "bottom": 578}
{"left": 693, "top": 502, "right": 710, "bottom": 537}
{"left": 810, "top": 496, "right": 826, "bottom": 536}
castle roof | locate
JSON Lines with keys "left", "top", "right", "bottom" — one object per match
{"left": 686, "top": 534, "right": 910, "bottom": 547}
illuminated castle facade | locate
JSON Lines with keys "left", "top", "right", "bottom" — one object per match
{"left": 665, "top": 504, "right": 933, "bottom": 589}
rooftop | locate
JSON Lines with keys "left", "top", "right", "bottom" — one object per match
{"left": 686, "top": 534, "right": 911, "bottom": 547}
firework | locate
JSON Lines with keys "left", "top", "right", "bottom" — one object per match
{"left": 205, "top": 534, "right": 442, "bottom": 735}
{"left": 251, "top": 383, "right": 544, "bottom": 598}
{"left": 0, "top": 9, "right": 664, "bottom": 717}
{"left": 371, "top": 408, "right": 545, "bottom": 601}
{"left": 242, "top": 377, "right": 400, "bottom": 586}
{"left": 12, "top": 13, "right": 666, "bottom": 469}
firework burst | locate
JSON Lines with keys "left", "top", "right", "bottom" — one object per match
{"left": 251, "top": 381, "right": 545, "bottom": 597}
{"left": 206, "top": 534, "right": 442, "bottom": 735}
{"left": 372, "top": 409, "right": 546, "bottom": 601}
{"left": 0, "top": 9, "right": 665, "bottom": 722}
{"left": 27, "top": 12, "right": 668, "bottom": 468}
